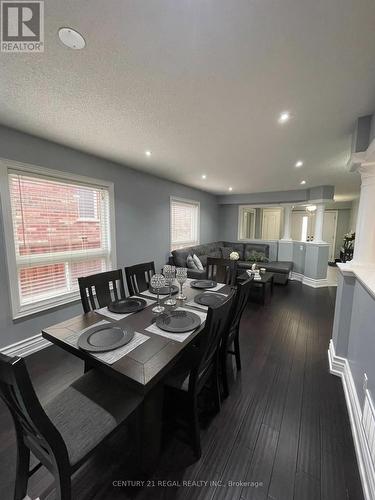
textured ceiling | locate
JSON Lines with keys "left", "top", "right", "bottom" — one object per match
{"left": 1, "top": 0, "right": 375, "bottom": 200}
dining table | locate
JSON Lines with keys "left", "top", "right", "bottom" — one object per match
{"left": 41, "top": 278, "right": 232, "bottom": 474}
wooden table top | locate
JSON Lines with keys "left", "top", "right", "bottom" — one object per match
{"left": 42, "top": 280, "right": 232, "bottom": 394}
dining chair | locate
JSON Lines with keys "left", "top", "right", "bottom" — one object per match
{"left": 78, "top": 269, "right": 126, "bottom": 313}
{"left": 163, "top": 290, "right": 235, "bottom": 458}
{"left": 0, "top": 353, "right": 142, "bottom": 500}
{"left": 206, "top": 257, "right": 238, "bottom": 285}
{"left": 124, "top": 261, "right": 155, "bottom": 296}
{"left": 220, "top": 278, "right": 253, "bottom": 398}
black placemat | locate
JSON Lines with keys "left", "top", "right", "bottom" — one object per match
{"left": 155, "top": 310, "right": 201, "bottom": 333}
{"left": 108, "top": 297, "right": 147, "bottom": 314}
{"left": 194, "top": 292, "right": 227, "bottom": 307}
{"left": 78, "top": 324, "right": 134, "bottom": 352}
{"left": 190, "top": 279, "right": 217, "bottom": 289}
{"left": 149, "top": 284, "right": 179, "bottom": 295}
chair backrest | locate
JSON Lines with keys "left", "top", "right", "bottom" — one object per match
{"left": 0, "top": 353, "right": 69, "bottom": 472}
{"left": 124, "top": 261, "right": 155, "bottom": 296}
{"left": 225, "top": 278, "right": 252, "bottom": 343}
{"left": 188, "top": 290, "right": 235, "bottom": 393}
{"left": 78, "top": 269, "right": 126, "bottom": 313}
{"left": 206, "top": 257, "right": 237, "bottom": 285}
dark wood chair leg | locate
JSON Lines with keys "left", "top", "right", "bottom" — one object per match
{"left": 84, "top": 360, "right": 93, "bottom": 373}
{"left": 55, "top": 466, "right": 72, "bottom": 500}
{"left": 220, "top": 348, "right": 229, "bottom": 399}
{"left": 212, "top": 359, "right": 221, "bottom": 414}
{"left": 190, "top": 394, "right": 201, "bottom": 459}
{"left": 234, "top": 332, "right": 241, "bottom": 371}
{"left": 14, "top": 438, "right": 29, "bottom": 500}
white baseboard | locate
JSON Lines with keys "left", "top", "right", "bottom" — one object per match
{"left": 328, "top": 340, "right": 375, "bottom": 500}
{"left": 1, "top": 333, "right": 51, "bottom": 357}
{"left": 290, "top": 271, "right": 331, "bottom": 288}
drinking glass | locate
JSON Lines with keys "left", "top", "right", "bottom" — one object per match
{"left": 176, "top": 267, "right": 187, "bottom": 300}
{"left": 151, "top": 273, "right": 166, "bottom": 313}
{"left": 163, "top": 265, "right": 177, "bottom": 306}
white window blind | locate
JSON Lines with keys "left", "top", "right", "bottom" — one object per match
{"left": 7, "top": 171, "right": 114, "bottom": 316}
{"left": 170, "top": 198, "right": 200, "bottom": 251}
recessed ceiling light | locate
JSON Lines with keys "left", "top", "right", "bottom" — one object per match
{"left": 228, "top": 186, "right": 233, "bottom": 191}
{"left": 295, "top": 160, "right": 304, "bottom": 168}
{"left": 300, "top": 180, "right": 306, "bottom": 185}
{"left": 58, "top": 27, "right": 86, "bottom": 50}
{"left": 278, "top": 111, "right": 291, "bottom": 124}
{"left": 201, "top": 174, "right": 207, "bottom": 179}
{"left": 145, "top": 151, "right": 152, "bottom": 157}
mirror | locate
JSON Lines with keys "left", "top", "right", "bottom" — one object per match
{"left": 238, "top": 205, "right": 283, "bottom": 240}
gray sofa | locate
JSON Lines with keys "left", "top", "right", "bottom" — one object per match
{"left": 169, "top": 241, "right": 293, "bottom": 285}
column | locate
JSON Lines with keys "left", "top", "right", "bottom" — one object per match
{"left": 313, "top": 204, "right": 325, "bottom": 243}
{"left": 352, "top": 162, "right": 375, "bottom": 264}
{"left": 281, "top": 205, "right": 292, "bottom": 240}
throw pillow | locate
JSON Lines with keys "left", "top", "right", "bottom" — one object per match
{"left": 186, "top": 254, "right": 198, "bottom": 270}
{"left": 221, "top": 246, "right": 234, "bottom": 259}
{"left": 193, "top": 254, "right": 204, "bottom": 270}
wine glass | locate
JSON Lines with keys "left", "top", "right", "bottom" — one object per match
{"left": 163, "top": 265, "right": 176, "bottom": 306}
{"left": 151, "top": 273, "right": 166, "bottom": 313}
{"left": 176, "top": 267, "right": 187, "bottom": 300}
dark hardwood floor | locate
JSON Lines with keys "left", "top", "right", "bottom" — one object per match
{"left": 0, "top": 282, "right": 364, "bottom": 500}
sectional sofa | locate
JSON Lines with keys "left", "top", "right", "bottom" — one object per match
{"left": 169, "top": 241, "right": 293, "bottom": 285}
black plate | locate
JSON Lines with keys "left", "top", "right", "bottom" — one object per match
{"left": 78, "top": 324, "right": 134, "bottom": 352}
{"left": 155, "top": 310, "right": 201, "bottom": 333}
{"left": 190, "top": 279, "right": 217, "bottom": 289}
{"left": 149, "top": 284, "right": 179, "bottom": 295}
{"left": 194, "top": 292, "right": 227, "bottom": 307}
{"left": 108, "top": 297, "right": 147, "bottom": 314}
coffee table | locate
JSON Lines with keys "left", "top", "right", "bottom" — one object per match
{"left": 238, "top": 271, "right": 274, "bottom": 304}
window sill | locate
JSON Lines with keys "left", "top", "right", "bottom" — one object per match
{"left": 13, "top": 292, "right": 82, "bottom": 320}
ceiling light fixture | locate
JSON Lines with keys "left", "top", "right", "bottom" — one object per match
{"left": 300, "top": 180, "right": 306, "bottom": 185}
{"left": 201, "top": 174, "right": 207, "bottom": 179}
{"left": 145, "top": 151, "right": 152, "bottom": 157}
{"left": 306, "top": 205, "right": 317, "bottom": 213}
{"left": 278, "top": 111, "right": 291, "bottom": 124}
{"left": 58, "top": 27, "right": 86, "bottom": 50}
{"left": 295, "top": 160, "right": 304, "bottom": 168}
{"left": 228, "top": 186, "right": 233, "bottom": 191}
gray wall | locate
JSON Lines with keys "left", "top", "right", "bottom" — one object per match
{"left": 348, "top": 280, "right": 375, "bottom": 404}
{"left": 333, "top": 272, "right": 375, "bottom": 408}
{"left": 0, "top": 126, "right": 219, "bottom": 349}
{"left": 218, "top": 205, "right": 239, "bottom": 241}
{"left": 217, "top": 185, "right": 334, "bottom": 205}
{"left": 335, "top": 209, "right": 351, "bottom": 259}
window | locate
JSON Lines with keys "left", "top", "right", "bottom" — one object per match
{"left": 1, "top": 163, "right": 115, "bottom": 318}
{"left": 77, "top": 188, "right": 98, "bottom": 220}
{"left": 170, "top": 197, "right": 200, "bottom": 251}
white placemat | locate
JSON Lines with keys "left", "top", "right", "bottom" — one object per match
{"left": 208, "top": 282, "right": 226, "bottom": 292}
{"left": 139, "top": 289, "right": 159, "bottom": 298}
{"left": 145, "top": 307, "right": 207, "bottom": 342}
{"left": 63, "top": 320, "right": 149, "bottom": 365}
{"left": 185, "top": 291, "right": 229, "bottom": 311}
{"left": 95, "top": 296, "right": 155, "bottom": 321}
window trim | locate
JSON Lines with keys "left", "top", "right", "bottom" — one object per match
{"left": 0, "top": 158, "right": 117, "bottom": 319}
{"left": 170, "top": 196, "right": 200, "bottom": 251}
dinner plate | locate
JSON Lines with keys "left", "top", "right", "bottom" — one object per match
{"left": 194, "top": 292, "right": 227, "bottom": 307}
{"left": 190, "top": 279, "right": 217, "bottom": 289}
{"left": 149, "top": 284, "right": 179, "bottom": 295}
{"left": 155, "top": 310, "right": 201, "bottom": 333}
{"left": 78, "top": 324, "right": 134, "bottom": 352}
{"left": 108, "top": 297, "right": 147, "bottom": 314}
